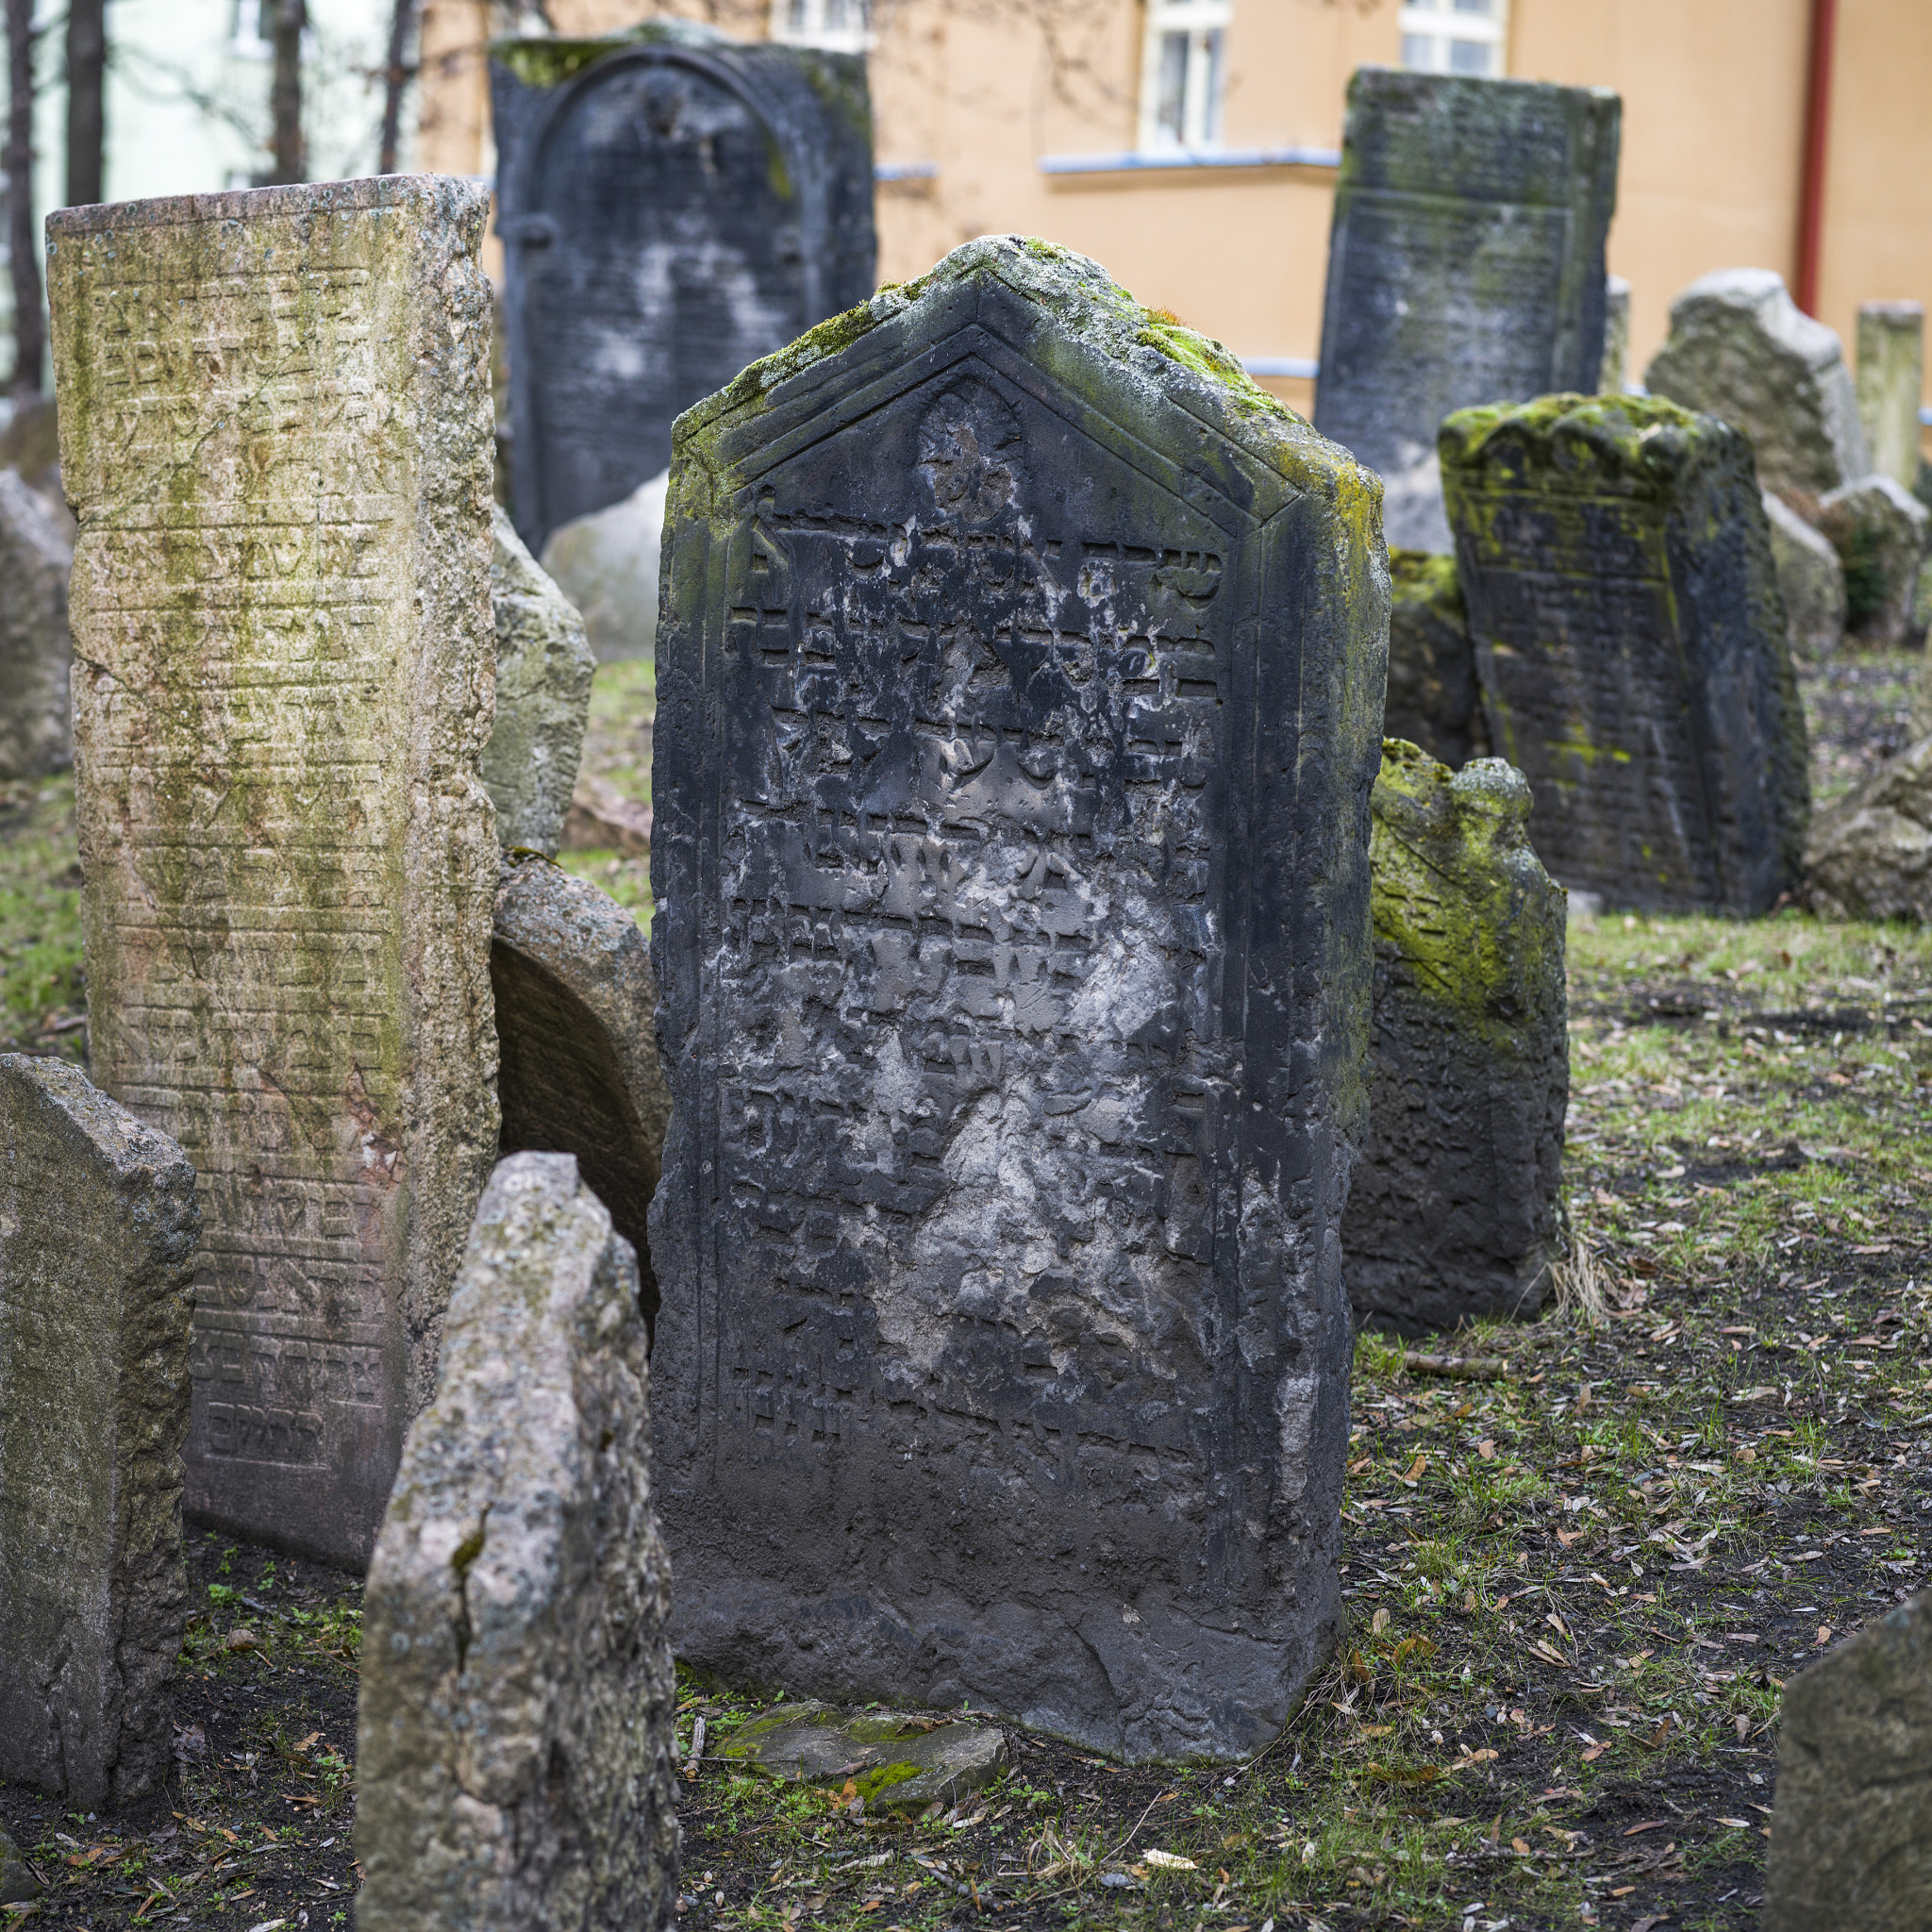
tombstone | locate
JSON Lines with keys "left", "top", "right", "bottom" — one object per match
{"left": 1599, "top": 274, "right": 1631, "bottom": 392}
{"left": 1312, "top": 67, "right": 1621, "bottom": 553}
{"left": 1806, "top": 732, "right": 1932, "bottom": 926}
{"left": 1644, "top": 268, "right": 1870, "bottom": 503}
{"left": 1816, "top": 474, "right": 1929, "bottom": 649}
{"left": 492, "top": 23, "right": 877, "bottom": 554}
{"left": 720, "top": 1705, "right": 1009, "bottom": 1813}
{"left": 1764, "top": 1587, "right": 1932, "bottom": 1931}
{"left": 1343, "top": 744, "right": 1566, "bottom": 1333}
{"left": 541, "top": 467, "right": 670, "bottom": 666}
{"left": 492, "top": 855, "right": 667, "bottom": 1327}
{"left": 1763, "top": 490, "right": 1847, "bottom": 659}
{"left": 0, "top": 470, "right": 74, "bottom": 781}
{"left": 47, "top": 176, "right": 503, "bottom": 1570}
{"left": 0, "top": 1055, "right": 199, "bottom": 1807}
{"left": 1441, "top": 391, "right": 1810, "bottom": 914}
{"left": 357, "top": 1153, "right": 677, "bottom": 1932}
{"left": 1857, "top": 300, "right": 1924, "bottom": 491}
{"left": 651, "top": 236, "right": 1387, "bottom": 1763}
{"left": 484, "top": 505, "right": 594, "bottom": 857}
{"left": 1384, "top": 549, "right": 1487, "bottom": 768}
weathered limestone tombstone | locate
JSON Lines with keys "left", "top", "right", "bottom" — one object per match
{"left": 1343, "top": 743, "right": 1567, "bottom": 1334}
{"left": 492, "top": 23, "right": 877, "bottom": 553}
{"left": 1313, "top": 67, "right": 1621, "bottom": 552}
{"left": 356, "top": 1152, "right": 678, "bottom": 1932}
{"left": 1384, "top": 549, "right": 1487, "bottom": 769}
{"left": 541, "top": 467, "right": 670, "bottom": 664}
{"left": 0, "top": 1054, "right": 198, "bottom": 1807}
{"left": 651, "top": 236, "right": 1386, "bottom": 1762}
{"left": 1644, "top": 268, "right": 1870, "bottom": 502}
{"left": 484, "top": 505, "right": 594, "bottom": 856}
{"left": 1816, "top": 474, "right": 1930, "bottom": 648}
{"left": 1763, "top": 490, "right": 1847, "bottom": 659}
{"left": 1599, "top": 274, "right": 1631, "bottom": 391}
{"left": 0, "top": 469, "right": 75, "bottom": 781}
{"left": 1764, "top": 1587, "right": 1932, "bottom": 1931}
{"left": 720, "top": 1705, "right": 1008, "bottom": 1814}
{"left": 1441, "top": 391, "right": 1809, "bottom": 914}
{"left": 47, "top": 177, "right": 502, "bottom": 1570}
{"left": 492, "top": 856, "right": 667, "bottom": 1327}
{"left": 1806, "top": 733, "right": 1932, "bottom": 925}
{"left": 1857, "top": 300, "right": 1924, "bottom": 491}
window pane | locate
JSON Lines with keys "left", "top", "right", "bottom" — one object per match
{"left": 1452, "top": 0, "right": 1492, "bottom": 13}
{"left": 1157, "top": 32, "right": 1189, "bottom": 142}
{"left": 786, "top": 0, "right": 810, "bottom": 31}
{"left": 1400, "top": 33, "right": 1440, "bottom": 69}
{"left": 1199, "top": 28, "right": 1224, "bottom": 143}
{"left": 1448, "top": 35, "right": 1493, "bottom": 73}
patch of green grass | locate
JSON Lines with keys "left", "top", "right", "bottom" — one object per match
{"left": 0, "top": 773, "right": 84, "bottom": 1058}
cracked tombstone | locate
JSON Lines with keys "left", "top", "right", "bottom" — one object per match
{"left": 357, "top": 1152, "right": 678, "bottom": 1932}
{"left": 0, "top": 470, "right": 75, "bottom": 781}
{"left": 1313, "top": 67, "right": 1621, "bottom": 552}
{"left": 491, "top": 23, "right": 876, "bottom": 554}
{"left": 650, "top": 236, "right": 1387, "bottom": 1762}
{"left": 1441, "top": 391, "right": 1810, "bottom": 914}
{"left": 47, "top": 177, "right": 502, "bottom": 1569}
{"left": 0, "top": 1055, "right": 198, "bottom": 1807}
{"left": 1383, "top": 549, "right": 1486, "bottom": 769}
{"left": 1343, "top": 743, "right": 1567, "bottom": 1334}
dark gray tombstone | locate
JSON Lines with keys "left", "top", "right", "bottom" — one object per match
{"left": 1442, "top": 392, "right": 1809, "bottom": 914}
{"left": 492, "top": 24, "right": 877, "bottom": 553}
{"left": 649, "top": 237, "right": 1388, "bottom": 1764}
{"left": 1384, "top": 549, "right": 1487, "bottom": 768}
{"left": 1313, "top": 68, "right": 1621, "bottom": 553}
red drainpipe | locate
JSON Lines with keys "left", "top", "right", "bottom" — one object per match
{"left": 1795, "top": 0, "right": 1837, "bottom": 317}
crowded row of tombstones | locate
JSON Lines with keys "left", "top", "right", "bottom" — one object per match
{"left": 0, "top": 33, "right": 1924, "bottom": 1932}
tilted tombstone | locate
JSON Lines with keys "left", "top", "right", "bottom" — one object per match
{"left": 0, "top": 1055, "right": 199, "bottom": 1807}
{"left": 541, "top": 467, "right": 671, "bottom": 665}
{"left": 1343, "top": 744, "right": 1567, "bottom": 1334}
{"left": 1856, "top": 300, "right": 1924, "bottom": 491}
{"left": 1817, "top": 473, "right": 1929, "bottom": 649}
{"left": 1384, "top": 549, "right": 1487, "bottom": 769}
{"left": 357, "top": 1153, "right": 678, "bottom": 1932}
{"left": 0, "top": 468, "right": 75, "bottom": 781}
{"left": 47, "top": 177, "right": 502, "bottom": 1569}
{"left": 1313, "top": 67, "right": 1620, "bottom": 553}
{"left": 492, "top": 23, "right": 876, "bottom": 554}
{"left": 651, "top": 236, "right": 1387, "bottom": 1762}
{"left": 1441, "top": 392, "right": 1810, "bottom": 914}
{"left": 1762, "top": 490, "right": 1847, "bottom": 659}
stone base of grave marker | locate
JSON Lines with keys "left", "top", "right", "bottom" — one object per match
{"left": 1385, "top": 550, "right": 1487, "bottom": 769}
{"left": 0, "top": 1055, "right": 198, "bottom": 1807}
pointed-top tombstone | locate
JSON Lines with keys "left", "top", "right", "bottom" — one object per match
{"left": 650, "top": 237, "right": 1388, "bottom": 1762}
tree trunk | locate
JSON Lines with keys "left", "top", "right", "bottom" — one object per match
{"left": 6, "top": 0, "right": 42, "bottom": 395}
{"left": 64, "top": 0, "right": 105, "bottom": 208}
{"left": 378, "top": 0, "right": 417, "bottom": 175}
{"left": 269, "top": 0, "right": 306, "bottom": 185}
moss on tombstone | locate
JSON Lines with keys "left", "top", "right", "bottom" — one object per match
{"left": 491, "top": 21, "right": 727, "bottom": 90}
{"left": 1439, "top": 390, "right": 1708, "bottom": 491}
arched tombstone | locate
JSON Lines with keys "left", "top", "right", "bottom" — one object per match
{"left": 492, "top": 25, "right": 877, "bottom": 555}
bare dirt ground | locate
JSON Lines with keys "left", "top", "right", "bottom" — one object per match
{"left": 5, "top": 649, "right": 1928, "bottom": 1932}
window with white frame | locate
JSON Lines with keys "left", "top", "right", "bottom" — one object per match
{"left": 1139, "top": 0, "right": 1231, "bottom": 151}
{"left": 1398, "top": 0, "right": 1507, "bottom": 78}
{"left": 769, "top": 0, "right": 873, "bottom": 56}
{"left": 230, "top": 0, "right": 273, "bottom": 58}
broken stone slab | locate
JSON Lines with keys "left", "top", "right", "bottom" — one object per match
{"left": 357, "top": 1152, "right": 678, "bottom": 1932}
{"left": 540, "top": 468, "right": 670, "bottom": 664}
{"left": 0, "top": 469, "right": 74, "bottom": 781}
{"left": 1763, "top": 490, "right": 1847, "bottom": 659}
{"left": 719, "top": 1704, "right": 1009, "bottom": 1813}
{"left": 1644, "top": 267, "right": 1870, "bottom": 502}
{"left": 0, "top": 1825, "right": 42, "bottom": 1905}
{"left": 1384, "top": 550, "right": 1487, "bottom": 769}
{"left": 492, "top": 856, "right": 667, "bottom": 1324}
{"left": 48, "top": 177, "right": 503, "bottom": 1569}
{"left": 1343, "top": 744, "right": 1568, "bottom": 1335}
{"left": 1857, "top": 300, "right": 1924, "bottom": 491}
{"left": 0, "top": 1054, "right": 199, "bottom": 1807}
{"left": 1764, "top": 1586, "right": 1932, "bottom": 1931}
{"left": 1805, "top": 733, "right": 1932, "bottom": 924}
{"left": 1442, "top": 391, "right": 1810, "bottom": 913}
{"left": 484, "top": 504, "right": 594, "bottom": 857}
{"left": 652, "top": 235, "right": 1385, "bottom": 1762}
{"left": 1816, "top": 474, "right": 1930, "bottom": 649}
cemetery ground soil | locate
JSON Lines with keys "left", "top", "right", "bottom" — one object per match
{"left": 4, "top": 652, "right": 1930, "bottom": 1931}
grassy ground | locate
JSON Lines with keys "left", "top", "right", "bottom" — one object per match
{"left": 557, "top": 654, "right": 656, "bottom": 925}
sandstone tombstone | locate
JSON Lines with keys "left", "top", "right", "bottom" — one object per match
{"left": 1806, "top": 732, "right": 1932, "bottom": 925}
{"left": 492, "top": 856, "right": 667, "bottom": 1325}
{"left": 1763, "top": 489, "right": 1847, "bottom": 659}
{"left": 0, "top": 469, "right": 75, "bottom": 781}
{"left": 1313, "top": 67, "right": 1620, "bottom": 552}
{"left": 1644, "top": 268, "right": 1870, "bottom": 502}
{"left": 1599, "top": 273, "right": 1630, "bottom": 391}
{"left": 1343, "top": 743, "right": 1567, "bottom": 1333}
{"left": 1441, "top": 392, "right": 1809, "bottom": 914}
{"left": 1384, "top": 549, "right": 1487, "bottom": 769}
{"left": 1765, "top": 1587, "right": 1932, "bottom": 1931}
{"left": 48, "top": 177, "right": 502, "bottom": 1569}
{"left": 484, "top": 505, "right": 594, "bottom": 856}
{"left": 357, "top": 1153, "right": 677, "bottom": 1932}
{"left": 1857, "top": 300, "right": 1924, "bottom": 491}
{"left": 651, "top": 236, "right": 1386, "bottom": 1762}
{"left": 0, "top": 1055, "right": 198, "bottom": 1807}
{"left": 1816, "top": 473, "right": 1929, "bottom": 648}
{"left": 541, "top": 467, "right": 670, "bottom": 664}
{"left": 493, "top": 23, "right": 877, "bottom": 553}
